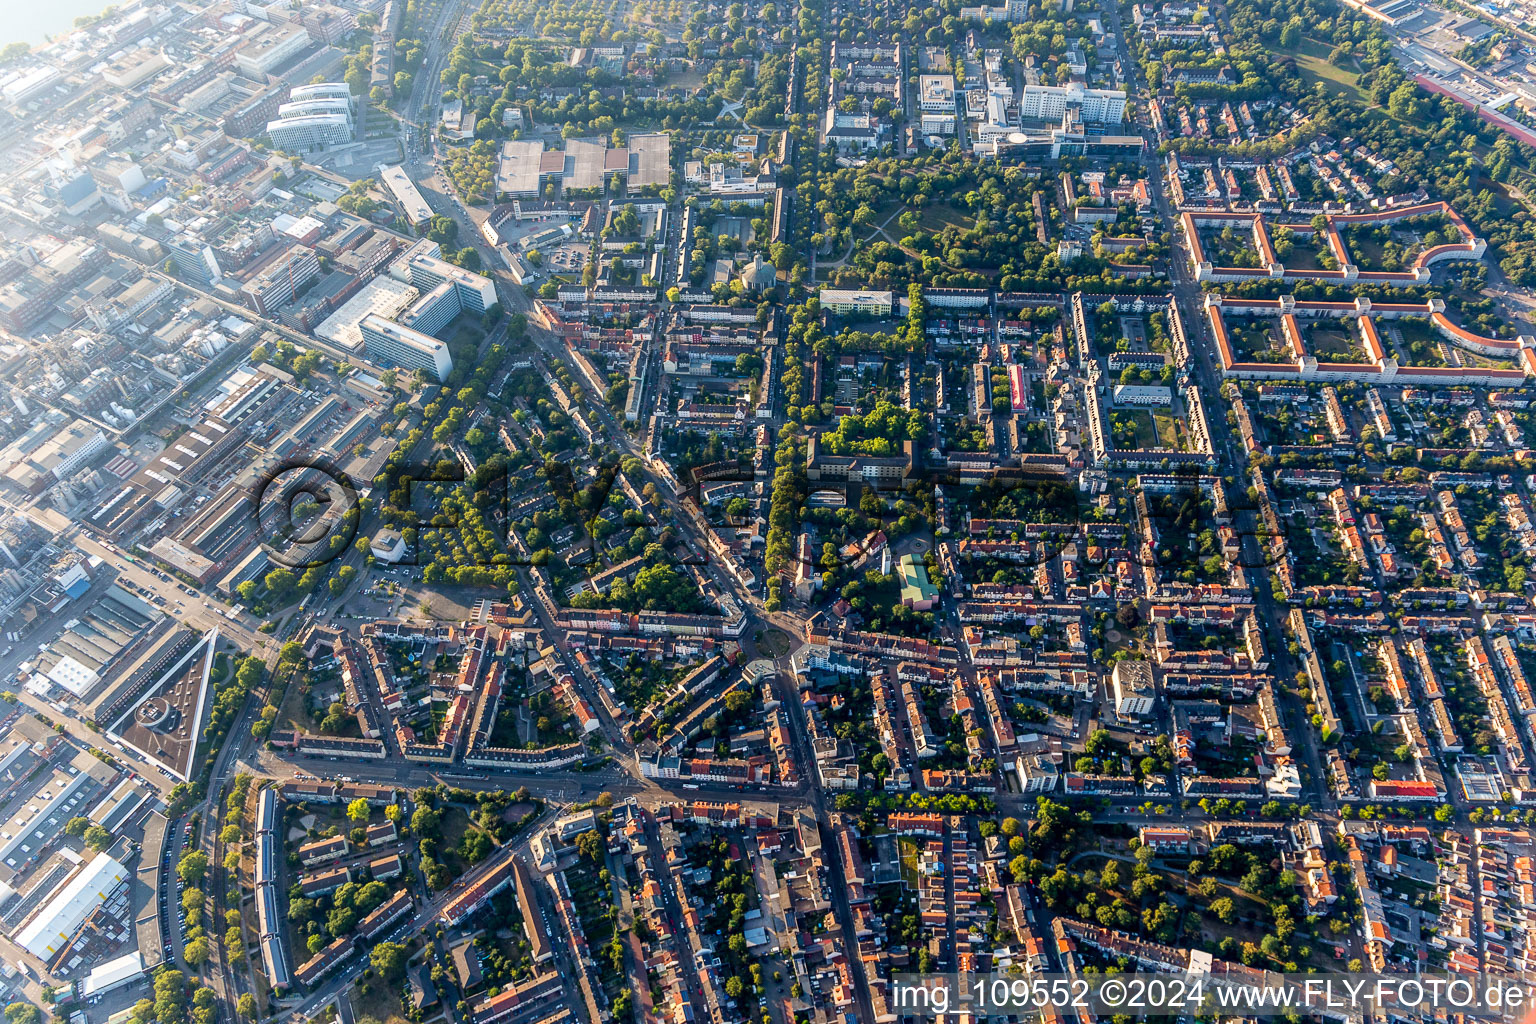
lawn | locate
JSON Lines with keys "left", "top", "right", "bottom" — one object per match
{"left": 448, "top": 320, "right": 487, "bottom": 352}
{"left": 1345, "top": 230, "right": 1390, "bottom": 270}
{"left": 1458, "top": 347, "right": 1515, "bottom": 368}
{"left": 1117, "top": 409, "right": 1159, "bottom": 449}
{"left": 1229, "top": 320, "right": 1284, "bottom": 361}
{"left": 917, "top": 202, "right": 974, "bottom": 233}
{"left": 438, "top": 805, "right": 474, "bottom": 873}
{"left": 1395, "top": 318, "right": 1441, "bottom": 350}
{"left": 276, "top": 668, "right": 322, "bottom": 734}
{"left": 565, "top": 858, "right": 616, "bottom": 948}
{"left": 716, "top": 216, "right": 756, "bottom": 246}
{"left": 897, "top": 838, "right": 920, "bottom": 889}
{"left": 1393, "top": 318, "right": 1458, "bottom": 367}
{"left": 757, "top": 629, "right": 793, "bottom": 658}
{"left": 488, "top": 704, "right": 525, "bottom": 747}
{"left": 1153, "top": 411, "right": 1185, "bottom": 450}
{"left": 1199, "top": 229, "right": 1259, "bottom": 266}
{"left": 350, "top": 974, "right": 411, "bottom": 1024}
{"left": 1307, "top": 325, "right": 1365, "bottom": 362}
{"left": 1016, "top": 417, "right": 1054, "bottom": 454}
{"left": 1288, "top": 36, "right": 1368, "bottom": 104}
{"left": 1278, "top": 240, "right": 1331, "bottom": 271}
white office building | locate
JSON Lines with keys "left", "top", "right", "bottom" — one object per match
{"left": 1111, "top": 661, "right": 1155, "bottom": 718}
{"left": 82, "top": 952, "right": 145, "bottom": 997}
{"left": 1019, "top": 83, "right": 1127, "bottom": 124}
{"left": 819, "top": 289, "right": 893, "bottom": 316}
{"left": 266, "top": 83, "right": 354, "bottom": 154}
{"left": 267, "top": 113, "right": 353, "bottom": 153}
{"left": 290, "top": 82, "right": 353, "bottom": 103}
{"left": 360, "top": 314, "right": 454, "bottom": 381}
{"left": 380, "top": 165, "right": 433, "bottom": 227}
{"left": 275, "top": 97, "right": 353, "bottom": 122}
{"left": 3, "top": 67, "right": 62, "bottom": 106}
{"left": 388, "top": 252, "right": 497, "bottom": 314}
{"left": 1112, "top": 384, "right": 1173, "bottom": 406}
{"left": 919, "top": 75, "right": 957, "bottom": 113}
{"left": 236, "top": 24, "right": 312, "bottom": 77}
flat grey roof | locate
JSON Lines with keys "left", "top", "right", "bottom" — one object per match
{"left": 629, "top": 133, "right": 671, "bottom": 188}
{"left": 497, "top": 140, "right": 544, "bottom": 197}
{"left": 564, "top": 137, "right": 607, "bottom": 190}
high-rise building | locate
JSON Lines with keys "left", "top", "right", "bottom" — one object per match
{"left": 398, "top": 282, "right": 461, "bottom": 336}
{"left": 1019, "top": 83, "right": 1127, "bottom": 124}
{"left": 288, "top": 82, "right": 353, "bottom": 103}
{"left": 241, "top": 245, "right": 320, "bottom": 315}
{"left": 389, "top": 253, "right": 497, "bottom": 314}
{"left": 266, "top": 112, "right": 353, "bottom": 154}
{"left": 274, "top": 97, "right": 353, "bottom": 122}
{"left": 265, "top": 83, "right": 354, "bottom": 154}
{"left": 236, "top": 23, "right": 312, "bottom": 77}
{"left": 360, "top": 314, "right": 454, "bottom": 381}
{"left": 167, "top": 233, "right": 223, "bottom": 285}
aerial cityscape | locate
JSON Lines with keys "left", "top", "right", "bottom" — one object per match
{"left": 3, "top": 0, "right": 1536, "bottom": 1018}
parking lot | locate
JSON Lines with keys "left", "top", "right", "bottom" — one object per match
{"left": 544, "top": 243, "right": 590, "bottom": 272}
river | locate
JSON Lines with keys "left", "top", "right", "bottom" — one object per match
{"left": 5, "top": 0, "right": 121, "bottom": 47}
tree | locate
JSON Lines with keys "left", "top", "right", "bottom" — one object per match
{"left": 183, "top": 936, "right": 210, "bottom": 966}
{"left": 427, "top": 215, "right": 458, "bottom": 247}
{"left": 178, "top": 850, "right": 209, "bottom": 885}
{"left": 347, "top": 797, "right": 371, "bottom": 824}
{"left": 370, "top": 941, "right": 409, "bottom": 978}
{"left": 575, "top": 829, "right": 603, "bottom": 861}
{"left": 327, "top": 905, "right": 358, "bottom": 935}
{"left": 264, "top": 568, "right": 296, "bottom": 597}
{"left": 83, "top": 825, "right": 112, "bottom": 851}
{"left": 237, "top": 995, "right": 256, "bottom": 1020}
{"left": 152, "top": 969, "right": 188, "bottom": 1024}
{"left": 1000, "top": 817, "right": 1022, "bottom": 836}
{"left": 411, "top": 805, "right": 441, "bottom": 837}
{"left": 1388, "top": 82, "right": 1419, "bottom": 121}
{"left": 1212, "top": 897, "right": 1237, "bottom": 924}
{"left": 5, "top": 1005, "right": 40, "bottom": 1024}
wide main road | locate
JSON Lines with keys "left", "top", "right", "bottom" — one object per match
{"left": 1100, "top": 0, "right": 1331, "bottom": 810}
